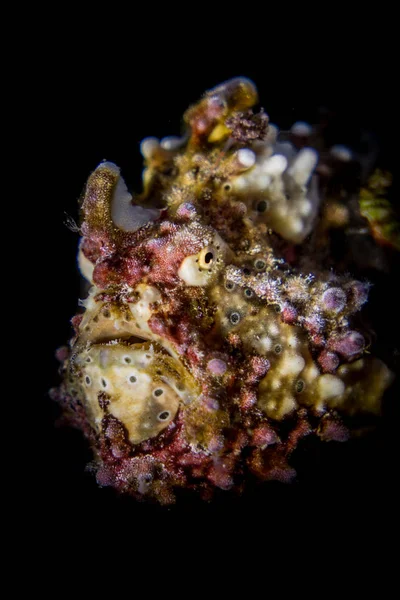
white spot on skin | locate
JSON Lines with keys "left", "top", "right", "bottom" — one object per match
{"left": 257, "top": 174, "right": 271, "bottom": 189}
{"left": 279, "top": 353, "right": 305, "bottom": 377}
{"left": 271, "top": 378, "right": 281, "bottom": 390}
{"left": 318, "top": 374, "right": 345, "bottom": 400}
{"left": 129, "top": 285, "right": 161, "bottom": 325}
{"left": 288, "top": 216, "right": 304, "bottom": 235}
{"left": 287, "top": 335, "right": 298, "bottom": 348}
{"left": 298, "top": 199, "right": 312, "bottom": 217}
{"left": 233, "top": 177, "right": 248, "bottom": 191}
{"left": 274, "top": 204, "right": 288, "bottom": 218}
{"left": 268, "top": 322, "right": 280, "bottom": 337}
{"left": 267, "top": 394, "right": 297, "bottom": 418}
{"left": 113, "top": 319, "right": 122, "bottom": 331}
{"left": 303, "top": 363, "right": 319, "bottom": 382}
{"left": 260, "top": 336, "right": 272, "bottom": 352}
{"left": 237, "top": 148, "right": 256, "bottom": 169}
{"left": 280, "top": 395, "right": 297, "bottom": 416}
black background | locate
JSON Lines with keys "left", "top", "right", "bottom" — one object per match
{"left": 23, "top": 18, "right": 398, "bottom": 557}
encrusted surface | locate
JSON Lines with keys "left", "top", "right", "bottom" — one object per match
{"left": 53, "top": 77, "right": 394, "bottom": 504}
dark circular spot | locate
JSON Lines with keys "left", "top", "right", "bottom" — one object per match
{"left": 102, "top": 309, "right": 111, "bottom": 318}
{"left": 229, "top": 312, "right": 241, "bottom": 325}
{"left": 295, "top": 379, "right": 305, "bottom": 393}
{"left": 255, "top": 259, "right": 266, "bottom": 270}
{"left": 257, "top": 200, "right": 269, "bottom": 213}
{"left": 86, "top": 357, "right": 92, "bottom": 363}
{"left": 244, "top": 288, "right": 253, "bottom": 298}
{"left": 204, "top": 252, "right": 214, "bottom": 264}
{"left": 129, "top": 375, "right": 137, "bottom": 383}
{"left": 274, "top": 344, "right": 282, "bottom": 354}
{"left": 224, "top": 184, "right": 231, "bottom": 191}
{"left": 85, "top": 376, "right": 91, "bottom": 385}
{"left": 274, "top": 304, "right": 282, "bottom": 313}
{"left": 124, "top": 357, "right": 132, "bottom": 364}
{"left": 101, "top": 378, "right": 107, "bottom": 388}
{"left": 158, "top": 411, "right": 170, "bottom": 421}
{"left": 154, "top": 388, "right": 164, "bottom": 397}
{"left": 225, "top": 281, "right": 235, "bottom": 291}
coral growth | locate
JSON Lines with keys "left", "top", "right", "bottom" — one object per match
{"left": 52, "top": 77, "right": 394, "bottom": 504}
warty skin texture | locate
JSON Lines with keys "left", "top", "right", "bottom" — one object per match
{"left": 53, "top": 77, "right": 393, "bottom": 504}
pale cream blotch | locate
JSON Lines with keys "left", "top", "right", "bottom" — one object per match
{"left": 231, "top": 142, "right": 320, "bottom": 243}
{"left": 210, "top": 276, "right": 311, "bottom": 419}
{"left": 257, "top": 327, "right": 309, "bottom": 420}
{"left": 75, "top": 342, "right": 196, "bottom": 444}
{"left": 209, "top": 271, "right": 377, "bottom": 420}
